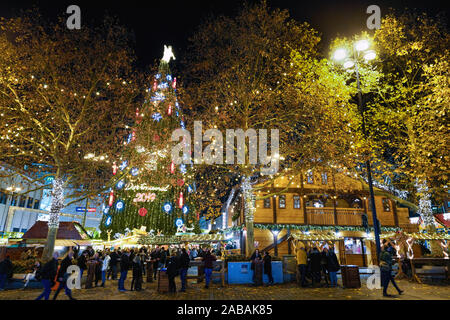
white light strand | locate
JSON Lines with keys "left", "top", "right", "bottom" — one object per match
{"left": 242, "top": 176, "right": 255, "bottom": 223}
{"left": 416, "top": 180, "right": 435, "bottom": 227}
{"left": 48, "top": 178, "right": 64, "bottom": 228}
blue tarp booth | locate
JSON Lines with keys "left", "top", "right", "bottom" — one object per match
{"left": 227, "top": 261, "right": 283, "bottom": 284}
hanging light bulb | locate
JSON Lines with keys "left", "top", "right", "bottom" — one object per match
{"left": 178, "top": 191, "right": 184, "bottom": 209}
{"left": 108, "top": 189, "right": 114, "bottom": 207}
{"left": 112, "top": 162, "right": 118, "bottom": 175}
{"left": 167, "top": 104, "right": 173, "bottom": 115}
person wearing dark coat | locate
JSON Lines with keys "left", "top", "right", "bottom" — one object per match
{"left": 380, "top": 242, "right": 403, "bottom": 297}
{"left": 150, "top": 247, "right": 161, "bottom": 280}
{"left": 309, "top": 247, "right": 322, "bottom": 286}
{"left": 36, "top": 252, "right": 59, "bottom": 300}
{"left": 325, "top": 247, "right": 340, "bottom": 287}
{"left": 53, "top": 252, "right": 76, "bottom": 300}
{"left": 77, "top": 251, "right": 88, "bottom": 281}
{"left": 0, "top": 256, "right": 13, "bottom": 290}
{"left": 131, "top": 254, "right": 143, "bottom": 291}
{"left": 179, "top": 248, "right": 190, "bottom": 292}
{"left": 94, "top": 253, "right": 103, "bottom": 287}
{"left": 250, "top": 250, "right": 262, "bottom": 285}
{"left": 263, "top": 251, "right": 274, "bottom": 285}
{"left": 320, "top": 249, "right": 330, "bottom": 286}
{"left": 166, "top": 250, "right": 179, "bottom": 293}
{"left": 118, "top": 251, "right": 130, "bottom": 292}
{"left": 108, "top": 250, "right": 119, "bottom": 280}
{"left": 202, "top": 249, "right": 217, "bottom": 289}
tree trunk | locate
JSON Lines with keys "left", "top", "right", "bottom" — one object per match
{"left": 242, "top": 176, "right": 255, "bottom": 257}
{"left": 42, "top": 178, "right": 65, "bottom": 262}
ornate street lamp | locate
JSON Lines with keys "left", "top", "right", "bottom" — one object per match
{"left": 332, "top": 39, "right": 382, "bottom": 262}
{"left": 272, "top": 229, "right": 280, "bottom": 257}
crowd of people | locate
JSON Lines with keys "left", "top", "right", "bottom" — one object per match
{"left": 31, "top": 244, "right": 221, "bottom": 299}
{"left": 1, "top": 239, "right": 407, "bottom": 298}
{"left": 290, "top": 240, "right": 341, "bottom": 288}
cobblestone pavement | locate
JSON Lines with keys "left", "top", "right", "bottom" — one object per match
{"left": 0, "top": 273, "right": 449, "bottom": 300}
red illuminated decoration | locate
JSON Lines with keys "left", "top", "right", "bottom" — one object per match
{"left": 169, "top": 161, "right": 175, "bottom": 174}
{"left": 152, "top": 80, "right": 157, "bottom": 91}
{"left": 108, "top": 189, "right": 114, "bottom": 207}
{"left": 135, "top": 108, "right": 142, "bottom": 124}
{"left": 112, "top": 162, "right": 118, "bottom": 175}
{"left": 177, "top": 179, "right": 185, "bottom": 187}
{"left": 138, "top": 207, "right": 148, "bottom": 217}
{"left": 172, "top": 77, "right": 177, "bottom": 89}
{"left": 167, "top": 104, "right": 172, "bottom": 115}
{"left": 131, "top": 129, "right": 136, "bottom": 142}
{"left": 178, "top": 191, "right": 184, "bottom": 209}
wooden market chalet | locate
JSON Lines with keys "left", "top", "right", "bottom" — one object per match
{"left": 222, "top": 169, "right": 427, "bottom": 267}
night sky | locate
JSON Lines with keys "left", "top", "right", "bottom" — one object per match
{"left": 0, "top": 0, "right": 447, "bottom": 68}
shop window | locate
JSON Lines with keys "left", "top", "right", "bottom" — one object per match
{"left": 279, "top": 195, "right": 286, "bottom": 209}
{"left": 321, "top": 172, "right": 328, "bottom": 185}
{"left": 263, "top": 197, "right": 271, "bottom": 208}
{"left": 10, "top": 195, "right": 17, "bottom": 206}
{"left": 351, "top": 198, "right": 362, "bottom": 209}
{"left": 306, "top": 199, "right": 324, "bottom": 207}
{"left": 307, "top": 171, "right": 314, "bottom": 184}
{"left": 382, "top": 198, "right": 391, "bottom": 212}
{"left": 344, "top": 238, "right": 366, "bottom": 254}
{"left": 12, "top": 228, "right": 20, "bottom": 232}
{"left": 19, "top": 196, "right": 26, "bottom": 207}
{"left": 33, "top": 200, "right": 40, "bottom": 210}
{"left": 21, "top": 229, "right": 27, "bottom": 233}
{"left": 27, "top": 197, "right": 34, "bottom": 208}
{"left": 293, "top": 195, "right": 301, "bottom": 209}
{"left": 0, "top": 191, "right": 7, "bottom": 204}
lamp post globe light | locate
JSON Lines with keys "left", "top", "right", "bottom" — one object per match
{"left": 332, "top": 39, "right": 382, "bottom": 262}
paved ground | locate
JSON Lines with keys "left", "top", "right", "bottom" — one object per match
{"left": 0, "top": 273, "right": 449, "bottom": 300}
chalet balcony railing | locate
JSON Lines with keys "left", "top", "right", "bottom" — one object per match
{"left": 306, "top": 207, "right": 364, "bottom": 226}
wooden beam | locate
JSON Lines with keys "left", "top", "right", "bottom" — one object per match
{"left": 272, "top": 194, "right": 277, "bottom": 224}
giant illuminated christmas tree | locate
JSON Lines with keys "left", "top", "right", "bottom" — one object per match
{"left": 99, "top": 46, "right": 200, "bottom": 237}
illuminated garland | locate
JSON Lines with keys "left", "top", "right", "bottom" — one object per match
{"left": 222, "top": 224, "right": 401, "bottom": 233}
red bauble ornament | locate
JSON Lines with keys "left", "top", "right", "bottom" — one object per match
{"left": 177, "top": 179, "right": 185, "bottom": 187}
{"left": 153, "top": 134, "right": 160, "bottom": 142}
{"left": 138, "top": 207, "right": 148, "bottom": 217}
{"left": 152, "top": 80, "right": 157, "bottom": 91}
{"left": 135, "top": 108, "right": 142, "bottom": 124}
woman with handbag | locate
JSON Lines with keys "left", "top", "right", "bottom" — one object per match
{"left": 380, "top": 241, "right": 404, "bottom": 297}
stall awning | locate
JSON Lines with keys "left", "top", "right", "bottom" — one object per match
{"left": 138, "top": 234, "right": 226, "bottom": 245}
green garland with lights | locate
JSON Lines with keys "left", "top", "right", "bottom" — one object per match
{"left": 222, "top": 224, "right": 401, "bottom": 233}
